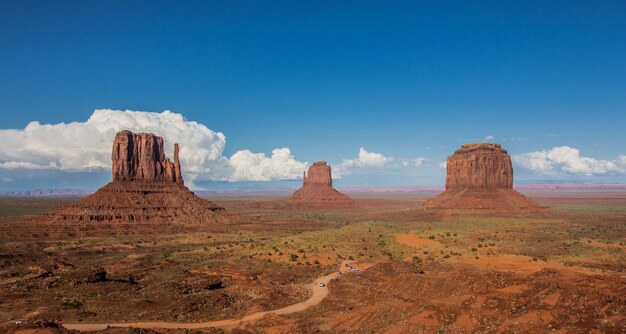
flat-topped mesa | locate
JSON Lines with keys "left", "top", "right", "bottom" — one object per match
{"left": 112, "top": 130, "right": 183, "bottom": 185}
{"left": 445, "top": 143, "right": 512, "bottom": 189}
{"left": 424, "top": 142, "right": 548, "bottom": 215}
{"left": 303, "top": 161, "right": 332, "bottom": 187}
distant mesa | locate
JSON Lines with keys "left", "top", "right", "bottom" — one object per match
{"left": 445, "top": 143, "right": 512, "bottom": 189}
{"left": 424, "top": 143, "right": 548, "bottom": 215}
{"left": 290, "top": 161, "right": 356, "bottom": 207}
{"left": 44, "top": 130, "right": 226, "bottom": 224}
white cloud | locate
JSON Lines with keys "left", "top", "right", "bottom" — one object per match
{"left": 502, "top": 137, "right": 529, "bottom": 142}
{"left": 438, "top": 161, "right": 447, "bottom": 169}
{"left": 228, "top": 148, "right": 307, "bottom": 182}
{"left": 334, "top": 147, "right": 393, "bottom": 177}
{"left": 0, "top": 161, "right": 59, "bottom": 170}
{"left": 401, "top": 157, "right": 427, "bottom": 168}
{"left": 484, "top": 135, "right": 494, "bottom": 141}
{"left": 513, "top": 146, "right": 626, "bottom": 176}
{"left": 0, "top": 109, "right": 307, "bottom": 185}
{"left": 413, "top": 157, "right": 427, "bottom": 167}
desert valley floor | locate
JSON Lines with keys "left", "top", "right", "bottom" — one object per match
{"left": 0, "top": 189, "right": 625, "bottom": 334}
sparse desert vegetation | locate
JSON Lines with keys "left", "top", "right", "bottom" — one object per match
{"left": 1, "top": 192, "right": 624, "bottom": 333}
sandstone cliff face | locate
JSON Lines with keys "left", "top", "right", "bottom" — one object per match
{"left": 112, "top": 130, "right": 183, "bottom": 185}
{"left": 291, "top": 161, "right": 355, "bottom": 207}
{"left": 302, "top": 161, "right": 332, "bottom": 187}
{"left": 425, "top": 143, "right": 547, "bottom": 215}
{"left": 446, "top": 143, "right": 513, "bottom": 189}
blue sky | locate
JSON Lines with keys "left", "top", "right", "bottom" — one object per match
{"left": 1, "top": 1, "right": 625, "bottom": 190}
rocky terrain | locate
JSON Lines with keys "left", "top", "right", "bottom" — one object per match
{"left": 425, "top": 143, "right": 548, "bottom": 215}
{"left": 1, "top": 190, "right": 625, "bottom": 333}
{"left": 290, "top": 161, "right": 356, "bottom": 208}
{"left": 287, "top": 261, "right": 625, "bottom": 333}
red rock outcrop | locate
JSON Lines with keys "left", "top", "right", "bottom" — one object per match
{"left": 291, "top": 161, "right": 356, "bottom": 207}
{"left": 445, "top": 143, "right": 513, "bottom": 189}
{"left": 43, "top": 130, "right": 226, "bottom": 225}
{"left": 112, "top": 130, "right": 183, "bottom": 184}
{"left": 424, "top": 143, "right": 547, "bottom": 215}
{"left": 302, "top": 161, "right": 333, "bottom": 187}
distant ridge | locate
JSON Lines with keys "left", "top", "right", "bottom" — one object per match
{"left": 514, "top": 184, "right": 626, "bottom": 190}
{"left": 3, "top": 184, "right": 626, "bottom": 197}
{"left": 0, "top": 189, "right": 94, "bottom": 197}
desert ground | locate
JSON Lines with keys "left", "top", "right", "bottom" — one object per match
{"left": 1, "top": 190, "right": 625, "bottom": 333}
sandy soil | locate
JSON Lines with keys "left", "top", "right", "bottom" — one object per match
{"left": 394, "top": 233, "right": 444, "bottom": 248}
{"left": 62, "top": 261, "right": 375, "bottom": 332}
{"left": 291, "top": 261, "right": 625, "bottom": 333}
{"left": 1, "top": 192, "right": 625, "bottom": 333}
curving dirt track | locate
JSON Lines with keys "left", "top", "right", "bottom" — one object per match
{"left": 62, "top": 261, "right": 374, "bottom": 332}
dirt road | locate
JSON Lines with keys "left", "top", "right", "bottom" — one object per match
{"left": 63, "top": 261, "right": 374, "bottom": 332}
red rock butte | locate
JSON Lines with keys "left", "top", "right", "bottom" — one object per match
{"left": 290, "top": 161, "right": 356, "bottom": 207}
{"left": 112, "top": 130, "right": 183, "bottom": 184}
{"left": 424, "top": 143, "right": 547, "bottom": 215}
{"left": 44, "top": 130, "right": 226, "bottom": 224}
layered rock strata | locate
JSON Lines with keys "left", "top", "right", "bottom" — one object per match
{"left": 445, "top": 143, "right": 513, "bottom": 189}
{"left": 424, "top": 143, "right": 547, "bottom": 215}
{"left": 112, "top": 130, "right": 183, "bottom": 184}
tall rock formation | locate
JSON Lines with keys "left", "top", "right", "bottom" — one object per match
{"left": 43, "top": 130, "right": 226, "bottom": 226}
{"left": 424, "top": 143, "right": 547, "bottom": 215}
{"left": 302, "top": 161, "right": 333, "bottom": 187}
{"left": 112, "top": 130, "right": 183, "bottom": 184}
{"left": 445, "top": 143, "right": 513, "bottom": 189}
{"left": 291, "top": 161, "right": 356, "bottom": 207}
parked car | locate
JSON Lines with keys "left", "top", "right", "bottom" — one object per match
{"left": 319, "top": 282, "right": 326, "bottom": 287}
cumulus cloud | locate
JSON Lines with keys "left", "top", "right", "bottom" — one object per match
{"left": 347, "top": 148, "right": 393, "bottom": 167}
{"left": 0, "top": 109, "right": 307, "bottom": 185}
{"left": 334, "top": 147, "right": 394, "bottom": 177}
{"left": 513, "top": 146, "right": 626, "bottom": 176}
{"left": 484, "top": 135, "right": 494, "bottom": 141}
{"left": 228, "top": 148, "right": 307, "bottom": 182}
